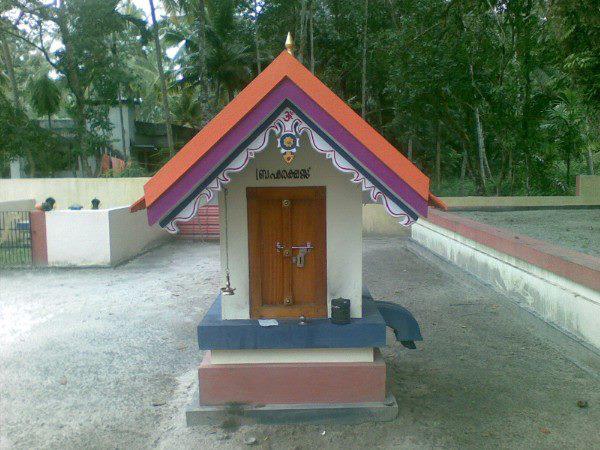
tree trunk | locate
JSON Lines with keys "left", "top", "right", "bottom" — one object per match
{"left": 117, "top": 100, "right": 126, "bottom": 156}
{"left": 566, "top": 143, "right": 573, "bottom": 186}
{"left": 524, "top": 153, "right": 531, "bottom": 193}
{"left": 298, "top": 0, "right": 307, "bottom": 64}
{"left": 465, "top": 146, "right": 485, "bottom": 194}
{"left": 198, "top": 0, "right": 207, "bottom": 82}
{"left": 508, "top": 146, "right": 514, "bottom": 194}
{"left": 111, "top": 33, "right": 125, "bottom": 157}
{"left": 56, "top": 5, "right": 92, "bottom": 176}
{"left": 361, "top": 0, "right": 369, "bottom": 119}
{"left": 254, "top": 0, "right": 261, "bottom": 74}
{"left": 587, "top": 146, "right": 595, "bottom": 175}
{"left": 73, "top": 98, "right": 91, "bottom": 176}
{"left": 519, "top": 0, "right": 533, "bottom": 195}
{"left": 435, "top": 124, "right": 441, "bottom": 188}
{"left": 483, "top": 147, "right": 492, "bottom": 179}
{"left": 309, "top": 0, "right": 315, "bottom": 74}
{"left": 474, "top": 107, "right": 487, "bottom": 192}
{"left": 149, "top": 0, "right": 175, "bottom": 157}
{"left": 495, "top": 147, "right": 507, "bottom": 196}
{"left": 460, "top": 147, "right": 468, "bottom": 194}
{"left": 1, "top": 37, "right": 21, "bottom": 109}
{"left": 1, "top": 35, "right": 27, "bottom": 177}
{"left": 407, "top": 138, "right": 413, "bottom": 160}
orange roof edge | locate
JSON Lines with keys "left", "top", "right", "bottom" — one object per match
{"left": 428, "top": 192, "right": 447, "bottom": 211}
{"left": 144, "top": 50, "right": 430, "bottom": 208}
{"left": 130, "top": 196, "right": 146, "bottom": 213}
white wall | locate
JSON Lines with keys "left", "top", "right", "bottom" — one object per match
{"left": 46, "top": 207, "right": 169, "bottom": 267}
{"left": 108, "top": 104, "right": 135, "bottom": 157}
{"left": 219, "top": 134, "right": 363, "bottom": 319}
{"left": 46, "top": 210, "right": 112, "bottom": 266}
{"left": 109, "top": 208, "right": 168, "bottom": 265}
{"left": 363, "top": 204, "right": 412, "bottom": 236}
{"left": 0, "top": 199, "right": 35, "bottom": 212}
{"left": 0, "top": 178, "right": 148, "bottom": 209}
{"left": 412, "top": 220, "right": 600, "bottom": 350}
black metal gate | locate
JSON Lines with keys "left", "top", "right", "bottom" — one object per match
{"left": 0, "top": 211, "right": 32, "bottom": 267}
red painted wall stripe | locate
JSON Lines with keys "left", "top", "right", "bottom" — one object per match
{"left": 427, "top": 209, "right": 600, "bottom": 292}
{"left": 198, "top": 350, "right": 386, "bottom": 405}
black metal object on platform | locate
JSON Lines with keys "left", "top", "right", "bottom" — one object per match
{"left": 0, "top": 211, "right": 33, "bottom": 267}
{"left": 331, "top": 297, "right": 351, "bottom": 324}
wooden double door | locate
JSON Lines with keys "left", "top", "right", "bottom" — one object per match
{"left": 247, "top": 187, "right": 327, "bottom": 319}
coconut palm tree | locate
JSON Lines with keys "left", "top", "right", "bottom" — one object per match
{"left": 148, "top": 0, "right": 175, "bottom": 156}
{"left": 541, "top": 89, "right": 586, "bottom": 184}
{"left": 171, "top": 86, "right": 204, "bottom": 127}
{"left": 28, "top": 72, "right": 61, "bottom": 129}
{"left": 164, "top": 0, "right": 253, "bottom": 108}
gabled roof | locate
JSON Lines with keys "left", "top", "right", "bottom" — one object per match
{"left": 136, "top": 50, "right": 435, "bottom": 227}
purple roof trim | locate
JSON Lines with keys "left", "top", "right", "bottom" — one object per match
{"left": 147, "top": 78, "right": 428, "bottom": 225}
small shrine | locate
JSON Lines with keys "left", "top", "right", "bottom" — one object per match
{"left": 132, "top": 35, "right": 441, "bottom": 423}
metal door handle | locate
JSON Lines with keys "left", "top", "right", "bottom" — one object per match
{"left": 291, "top": 242, "right": 313, "bottom": 251}
{"left": 291, "top": 243, "right": 313, "bottom": 268}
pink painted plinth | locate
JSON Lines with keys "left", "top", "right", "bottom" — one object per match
{"left": 198, "top": 350, "right": 386, "bottom": 405}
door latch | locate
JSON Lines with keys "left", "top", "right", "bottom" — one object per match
{"left": 275, "top": 242, "right": 291, "bottom": 257}
{"left": 291, "top": 242, "right": 313, "bottom": 268}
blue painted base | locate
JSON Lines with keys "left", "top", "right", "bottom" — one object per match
{"left": 197, "top": 292, "right": 387, "bottom": 350}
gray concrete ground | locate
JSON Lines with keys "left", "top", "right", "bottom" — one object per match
{"left": 1, "top": 237, "right": 599, "bottom": 449}
{"left": 457, "top": 209, "right": 600, "bottom": 258}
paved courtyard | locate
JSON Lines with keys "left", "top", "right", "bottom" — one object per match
{"left": 1, "top": 237, "right": 599, "bottom": 449}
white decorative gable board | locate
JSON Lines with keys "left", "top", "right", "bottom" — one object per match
{"left": 164, "top": 107, "right": 415, "bottom": 234}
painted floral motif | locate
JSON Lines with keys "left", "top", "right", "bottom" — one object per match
{"left": 164, "top": 107, "right": 416, "bottom": 233}
{"left": 276, "top": 110, "right": 301, "bottom": 164}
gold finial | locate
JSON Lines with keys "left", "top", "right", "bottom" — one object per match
{"left": 285, "top": 32, "right": 294, "bottom": 55}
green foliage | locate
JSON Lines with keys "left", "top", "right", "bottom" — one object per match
{"left": 1, "top": 0, "right": 598, "bottom": 189}
{"left": 541, "top": 89, "right": 586, "bottom": 183}
{"left": 0, "top": 91, "right": 66, "bottom": 175}
{"left": 28, "top": 72, "right": 61, "bottom": 122}
{"left": 553, "top": 0, "right": 600, "bottom": 106}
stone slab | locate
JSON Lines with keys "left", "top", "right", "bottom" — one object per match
{"left": 186, "top": 393, "right": 398, "bottom": 426}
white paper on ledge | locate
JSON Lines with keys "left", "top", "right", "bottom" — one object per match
{"left": 257, "top": 319, "right": 279, "bottom": 327}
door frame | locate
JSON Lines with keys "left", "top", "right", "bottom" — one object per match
{"left": 247, "top": 186, "right": 327, "bottom": 319}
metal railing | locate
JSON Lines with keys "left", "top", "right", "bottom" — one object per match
{"left": 0, "top": 211, "right": 33, "bottom": 267}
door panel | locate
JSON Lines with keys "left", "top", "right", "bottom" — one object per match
{"left": 247, "top": 187, "right": 327, "bottom": 319}
{"left": 257, "top": 198, "right": 286, "bottom": 306}
{"left": 290, "top": 196, "right": 326, "bottom": 308}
